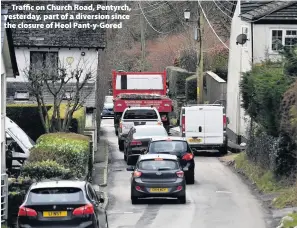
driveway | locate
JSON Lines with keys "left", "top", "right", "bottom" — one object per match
{"left": 101, "top": 119, "right": 272, "bottom": 228}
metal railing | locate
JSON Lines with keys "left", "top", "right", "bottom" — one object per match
{"left": 1, "top": 173, "right": 8, "bottom": 223}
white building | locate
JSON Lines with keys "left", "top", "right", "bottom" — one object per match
{"left": 1, "top": 9, "right": 19, "bottom": 223}
{"left": 226, "top": 1, "right": 297, "bottom": 144}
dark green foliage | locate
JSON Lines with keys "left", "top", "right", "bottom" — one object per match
{"left": 240, "top": 63, "right": 292, "bottom": 136}
{"left": 280, "top": 45, "right": 297, "bottom": 77}
{"left": 185, "top": 75, "right": 197, "bottom": 103}
{"left": 6, "top": 104, "right": 52, "bottom": 141}
{"left": 21, "top": 160, "right": 74, "bottom": 181}
{"left": 29, "top": 133, "right": 90, "bottom": 178}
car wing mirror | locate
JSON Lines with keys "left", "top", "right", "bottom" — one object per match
{"left": 126, "top": 166, "right": 135, "bottom": 171}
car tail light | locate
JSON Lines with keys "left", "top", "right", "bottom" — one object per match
{"left": 119, "top": 122, "right": 123, "bottom": 129}
{"left": 135, "top": 186, "right": 142, "bottom": 191}
{"left": 176, "top": 171, "right": 184, "bottom": 178}
{"left": 130, "top": 140, "right": 142, "bottom": 146}
{"left": 182, "top": 153, "right": 194, "bottom": 161}
{"left": 177, "top": 186, "right": 183, "bottom": 191}
{"left": 157, "top": 121, "right": 162, "bottom": 125}
{"left": 223, "top": 114, "right": 227, "bottom": 130}
{"left": 133, "top": 171, "right": 142, "bottom": 177}
{"left": 161, "top": 115, "right": 167, "bottom": 121}
{"left": 73, "top": 204, "right": 94, "bottom": 215}
{"left": 18, "top": 206, "right": 37, "bottom": 217}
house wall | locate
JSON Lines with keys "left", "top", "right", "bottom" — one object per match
{"left": 1, "top": 57, "right": 6, "bottom": 173}
{"left": 253, "top": 24, "right": 297, "bottom": 63}
{"left": 226, "top": 2, "right": 252, "bottom": 143}
{"left": 7, "top": 47, "right": 98, "bottom": 82}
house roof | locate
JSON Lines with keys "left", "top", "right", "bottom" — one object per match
{"left": 6, "top": 81, "right": 96, "bottom": 108}
{"left": 240, "top": 1, "right": 297, "bottom": 22}
{"left": 1, "top": 9, "right": 19, "bottom": 76}
{"left": 1, "top": 1, "right": 107, "bottom": 49}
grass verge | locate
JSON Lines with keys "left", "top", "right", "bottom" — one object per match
{"left": 283, "top": 213, "right": 297, "bottom": 228}
{"left": 234, "top": 152, "right": 297, "bottom": 209}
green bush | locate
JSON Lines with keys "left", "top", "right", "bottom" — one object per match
{"left": 47, "top": 104, "right": 86, "bottom": 133}
{"left": 240, "top": 62, "right": 292, "bottom": 136}
{"left": 21, "top": 160, "right": 74, "bottom": 181}
{"left": 29, "top": 133, "right": 90, "bottom": 178}
{"left": 185, "top": 75, "right": 197, "bottom": 102}
{"left": 6, "top": 104, "right": 52, "bottom": 141}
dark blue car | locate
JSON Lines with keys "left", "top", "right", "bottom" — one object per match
{"left": 101, "top": 103, "right": 114, "bottom": 118}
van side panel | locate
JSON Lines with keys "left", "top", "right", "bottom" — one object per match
{"left": 185, "top": 107, "right": 205, "bottom": 144}
{"left": 204, "top": 106, "right": 223, "bottom": 144}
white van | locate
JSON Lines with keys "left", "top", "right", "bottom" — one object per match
{"left": 179, "top": 105, "right": 228, "bottom": 155}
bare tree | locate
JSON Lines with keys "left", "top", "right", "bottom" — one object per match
{"left": 23, "top": 55, "right": 96, "bottom": 133}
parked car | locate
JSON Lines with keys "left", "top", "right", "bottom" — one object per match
{"left": 127, "top": 153, "right": 187, "bottom": 204}
{"left": 118, "top": 107, "right": 162, "bottom": 151}
{"left": 179, "top": 105, "right": 228, "bottom": 155}
{"left": 124, "top": 125, "right": 168, "bottom": 165}
{"left": 101, "top": 102, "right": 114, "bottom": 118}
{"left": 17, "top": 180, "right": 108, "bottom": 228}
{"left": 146, "top": 137, "right": 195, "bottom": 184}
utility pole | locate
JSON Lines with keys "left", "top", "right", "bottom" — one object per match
{"left": 197, "top": 8, "right": 204, "bottom": 104}
{"left": 140, "top": 13, "right": 145, "bottom": 72}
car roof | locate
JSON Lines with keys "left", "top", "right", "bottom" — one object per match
{"left": 150, "top": 136, "right": 187, "bottom": 142}
{"left": 124, "top": 107, "right": 157, "bottom": 110}
{"left": 30, "top": 180, "right": 87, "bottom": 190}
{"left": 139, "top": 153, "right": 178, "bottom": 161}
{"left": 133, "top": 125, "right": 164, "bottom": 129}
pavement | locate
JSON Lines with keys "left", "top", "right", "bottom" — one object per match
{"left": 100, "top": 119, "right": 275, "bottom": 228}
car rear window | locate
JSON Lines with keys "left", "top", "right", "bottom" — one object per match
{"left": 27, "top": 187, "right": 84, "bottom": 204}
{"left": 134, "top": 127, "right": 167, "bottom": 137}
{"left": 138, "top": 159, "right": 179, "bottom": 170}
{"left": 149, "top": 141, "right": 189, "bottom": 154}
{"left": 123, "top": 109, "right": 158, "bottom": 119}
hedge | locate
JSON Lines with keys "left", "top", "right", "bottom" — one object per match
{"left": 185, "top": 75, "right": 197, "bottom": 103}
{"left": 47, "top": 104, "right": 86, "bottom": 133}
{"left": 27, "top": 132, "right": 90, "bottom": 178}
{"left": 6, "top": 104, "right": 52, "bottom": 141}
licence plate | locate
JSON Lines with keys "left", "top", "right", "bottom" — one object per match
{"left": 43, "top": 211, "right": 67, "bottom": 217}
{"left": 188, "top": 138, "right": 202, "bottom": 143}
{"left": 150, "top": 188, "right": 169, "bottom": 193}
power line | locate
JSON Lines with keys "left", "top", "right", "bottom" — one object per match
{"left": 198, "top": 0, "right": 230, "bottom": 50}
{"left": 131, "top": 2, "right": 168, "bottom": 16}
{"left": 138, "top": 1, "right": 175, "bottom": 34}
{"left": 215, "top": 0, "right": 234, "bottom": 14}
{"left": 213, "top": 0, "right": 232, "bottom": 19}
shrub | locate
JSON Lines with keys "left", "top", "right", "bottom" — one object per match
{"left": 21, "top": 160, "right": 74, "bottom": 180}
{"left": 240, "top": 62, "right": 292, "bottom": 137}
{"left": 29, "top": 132, "right": 90, "bottom": 178}
{"left": 185, "top": 75, "right": 197, "bottom": 102}
{"left": 47, "top": 104, "right": 86, "bottom": 133}
{"left": 6, "top": 104, "right": 52, "bottom": 141}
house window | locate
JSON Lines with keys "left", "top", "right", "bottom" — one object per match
{"left": 14, "top": 91, "right": 29, "bottom": 100}
{"left": 285, "top": 30, "right": 297, "bottom": 48}
{"left": 30, "top": 52, "right": 58, "bottom": 78}
{"left": 271, "top": 29, "right": 297, "bottom": 51}
{"left": 271, "top": 30, "right": 283, "bottom": 51}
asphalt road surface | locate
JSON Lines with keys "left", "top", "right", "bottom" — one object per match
{"left": 101, "top": 119, "right": 272, "bottom": 228}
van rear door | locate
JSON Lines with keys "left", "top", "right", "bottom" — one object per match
{"left": 184, "top": 106, "right": 205, "bottom": 145}
{"left": 203, "top": 106, "right": 224, "bottom": 144}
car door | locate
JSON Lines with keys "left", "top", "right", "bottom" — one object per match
{"left": 86, "top": 184, "right": 100, "bottom": 227}
{"left": 88, "top": 185, "right": 108, "bottom": 228}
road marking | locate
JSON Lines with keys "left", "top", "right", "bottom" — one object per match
{"left": 216, "top": 190, "right": 232, "bottom": 194}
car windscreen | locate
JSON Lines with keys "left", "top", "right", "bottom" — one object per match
{"left": 123, "top": 109, "right": 158, "bottom": 119}
{"left": 149, "top": 141, "right": 189, "bottom": 154}
{"left": 134, "top": 127, "right": 167, "bottom": 137}
{"left": 27, "top": 187, "right": 84, "bottom": 204}
{"left": 138, "top": 159, "right": 179, "bottom": 170}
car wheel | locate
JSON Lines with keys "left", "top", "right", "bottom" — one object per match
{"left": 119, "top": 140, "right": 124, "bottom": 151}
{"left": 131, "top": 196, "right": 138, "bottom": 204}
{"left": 178, "top": 195, "right": 186, "bottom": 204}
{"left": 219, "top": 145, "right": 228, "bottom": 156}
{"left": 186, "top": 171, "right": 195, "bottom": 185}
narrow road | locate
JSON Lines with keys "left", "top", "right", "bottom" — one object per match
{"left": 101, "top": 119, "right": 272, "bottom": 228}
